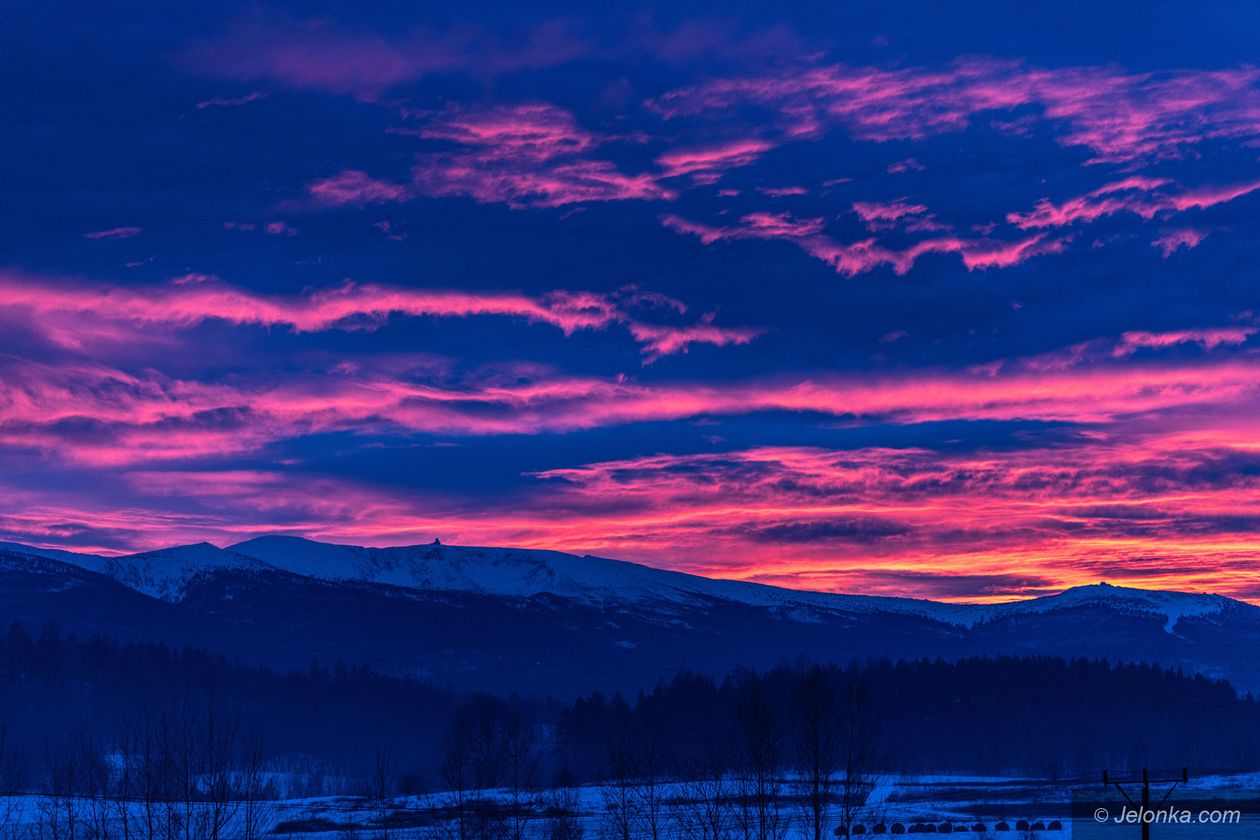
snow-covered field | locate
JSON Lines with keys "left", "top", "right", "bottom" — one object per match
{"left": 5, "top": 773, "right": 1254, "bottom": 840}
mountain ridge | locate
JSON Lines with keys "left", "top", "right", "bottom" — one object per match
{"left": 1, "top": 537, "right": 1255, "bottom": 696}
{"left": 0, "top": 536, "right": 1241, "bottom": 631}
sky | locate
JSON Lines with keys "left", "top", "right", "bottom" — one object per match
{"left": 4, "top": 1, "right": 1260, "bottom": 602}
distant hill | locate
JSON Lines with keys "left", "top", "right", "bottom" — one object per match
{"left": 1, "top": 538, "right": 1257, "bottom": 696}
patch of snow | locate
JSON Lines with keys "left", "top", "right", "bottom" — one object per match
{"left": 978, "top": 582, "right": 1230, "bottom": 635}
{"left": 227, "top": 536, "right": 989, "bottom": 625}
{"left": 85, "top": 542, "right": 277, "bottom": 602}
{"left": 0, "top": 541, "right": 99, "bottom": 564}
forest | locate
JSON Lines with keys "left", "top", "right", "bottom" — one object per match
{"left": 1, "top": 621, "right": 1258, "bottom": 839}
{"left": 3, "top": 621, "right": 1258, "bottom": 786}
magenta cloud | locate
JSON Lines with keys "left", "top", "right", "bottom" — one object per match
{"left": 629, "top": 314, "right": 765, "bottom": 362}
{"left": 84, "top": 226, "right": 142, "bottom": 240}
{"left": 1153, "top": 228, "right": 1210, "bottom": 256}
{"left": 0, "top": 272, "right": 759, "bottom": 361}
{"left": 656, "top": 138, "right": 775, "bottom": 183}
{"left": 310, "top": 105, "right": 675, "bottom": 209}
{"left": 852, "top": 199, "right": 945, "bottom": 232}
{"left": 6, "top": 343, "right": 1260, "bottom": 468}
{"left": 308, "top": 170, "right": 411, "bottom": 205}
{"left": 662, "top": 211, "right": 1065, "bottom": 276}
{"left": 652, "top": 59, "right": 1260, "bottom": 164}
{"left": 1007, "top": 176, "right": 1260, "bottom": 229}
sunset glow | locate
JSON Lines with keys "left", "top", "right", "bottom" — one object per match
{"left": 5, "top": 4, "right": 1260, "bottom": 602}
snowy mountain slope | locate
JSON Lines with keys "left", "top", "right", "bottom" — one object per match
{"left": 0, "top": 545, "right": 111, "bottom": 588}
{"left": 0, "top": 539, "right": 1255, "bottom": 695}
{"left": 978, "top": 581, "right": 1234, "bottom": 635}
{"left": 227, "top": 535, "right": 987, "bottom": 624}
{"left": 75, "top": 542, "right": 277, "bottom": 602}
{"left": 0, "top": 538, "right": 1239, "bottom": 636}
{"left": 228, "top": 537, "right": 1240, "bottom": 635}
{"left": 0, "top": 541, "right": 102, "bottom": 565}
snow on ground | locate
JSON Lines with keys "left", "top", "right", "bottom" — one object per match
{"left": 2, "top": 772, "right": 1256, "bottom": 839}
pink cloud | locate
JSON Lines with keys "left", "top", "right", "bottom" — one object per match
{"left": 1153, "top": 228, "right": 1209, "bottom": 256}
{"left": 308, "top": 170, "right": 411, "bottom": 205}
{"left": 412, "top": 105, "right": 672, "bottom": 208}
{"left": 973, "top": 323, "right": 1258, "bottom": 374}
{"left": 887, "top": 158, "right": 924, "bottom": 174}
{"left": 660, "top": 211, "right": 826, "bottom": 244}
{"left": 420, "top": 103, "right": 599, "bottom": 160}
{"left": 195, "top": 91, "right": 268, "bottom": 109}
{"left": 12, "top": 418, "right": 1260, "bottom": 600}
{"left": 412, "top": 157, "right": 673, "bottom": 208}
{"left": 653, "top": 59, "right": 1260, "bottom": 164}
{"left": 311, "top": 105, "right": 674, "bottom": 210}
{"left": 1114, "top": 327, "right": 1255, "bottom": 356}
{"left": 0, "top": 272, "right": 757, "bottom": 362}
{"left": 956, "top": 234, "right": 1068, "bottom": 270}
{"left": 628, "top": 314, "right": 764, "bottom": 362}
{"left": 756, "top": 186, "right": 808, "bottom": 197}
{"left": 852, "top": 198, "right": 944, "bottom": 232}
{"left": 655, "top": 138, "right": 773, "bottom": 183}
{"left": 84, "top": 227, "right": 142, "bottom": 240}
{"left": 170, "top": 272, "right": 217, "bottom": 286}
{"left": 264, "top": 220, "right": 298, "bottom": 236}
{"left": 0, "top": 274, "right": 622, "bottom": 336}
{"left": 514, "top": 431, "right": 1260, "bottom": 599}
{"left": 1007, "top": 177, "right": 1260, "bottom": 229}
{"left": 5, "top": 347, "right": 1260, "bottom": 468}
{"left": 664, "top": 211, "right": 1064, "bottom": 276}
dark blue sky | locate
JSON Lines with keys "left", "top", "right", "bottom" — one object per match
{"left": 3, "top": 0, "right": 1260, "bottom": 601}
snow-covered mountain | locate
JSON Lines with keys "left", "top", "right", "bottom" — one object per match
{"left": 227, "top": 535, "right": 987, "bottom": 624}
{"left": 0, "top": 537, "right": 1255, "bottom": 696}
{"left": 982, "top": 581, "right": 1238, "bottom": 635}
{"left": 10, "top": 535, "right": 1236, "bottom": 634}
{"left": 2, "top": 540, "right": 275, "bottom": 601}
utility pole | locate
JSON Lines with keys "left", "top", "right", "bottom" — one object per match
{"left": 1102, "top": 768, "right": 1188, "bottom": 840}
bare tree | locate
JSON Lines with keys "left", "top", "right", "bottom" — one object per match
{"left": 501, "top": 706, "right": 540, "bottom": 840}
{"left": 368, "top": 747, "right": 395, "bottom": 840}
{"left": 463, "top": 696, "right": 505, "bottom": 793}
{"left": 543, "top": 782, "right": 584, "bottom": 840}
{"left": 0, "top": 723, "right": 30, "bottom": 840}
{"left": 631, "top": 723, "right": 664, "bottom": 840}
{"left": 40, "top": 733, "right": 83, "bottom": 840}
{"left": 135, "top": 705, "right": 178, "bottom": 840}
{"left": 791, "top": 666, "right": 841, "bottom": 840}
{"left": 835, "top": 674, "right": 881, "bottom": 840}
{"left": 112, "top": 720, "right": 138, "bottom": 840}
{"left": 171, "top": 705, "right": 202, "bottom": 840}
{"left": 238, "top": 732, "right": 274, "bottom": 840}
{"left": 440, "top": 710, "right": 475, "bottom": 840}
{"left": 734, "top": 676, "right": 785, "bottom": 840}
{"left": 73, "top": 725, "right": 112, "bottom": 840}
{"left": 201, "top": 705, "right": 241, "bottom": 840}
{"left": 674, "top": 745, "right": 733, "bottom": 840}
{"left": 463, "top": 695, "right": 508, "bottom": 840}
{"left": 0, "top": 723, "right": 29, "bottom": 794}
{"left": 598, "top": 736, "right": 638, "bottom": 840}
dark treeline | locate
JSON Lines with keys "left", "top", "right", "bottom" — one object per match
{"left": 558, "top": 657, "right": 1260, "bottom": 781}
{"left": 0, "top": 620, "right": 470, "bottom": 796}
{"left": 3, "top": 619, "right": 1259, "bottom": 802}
